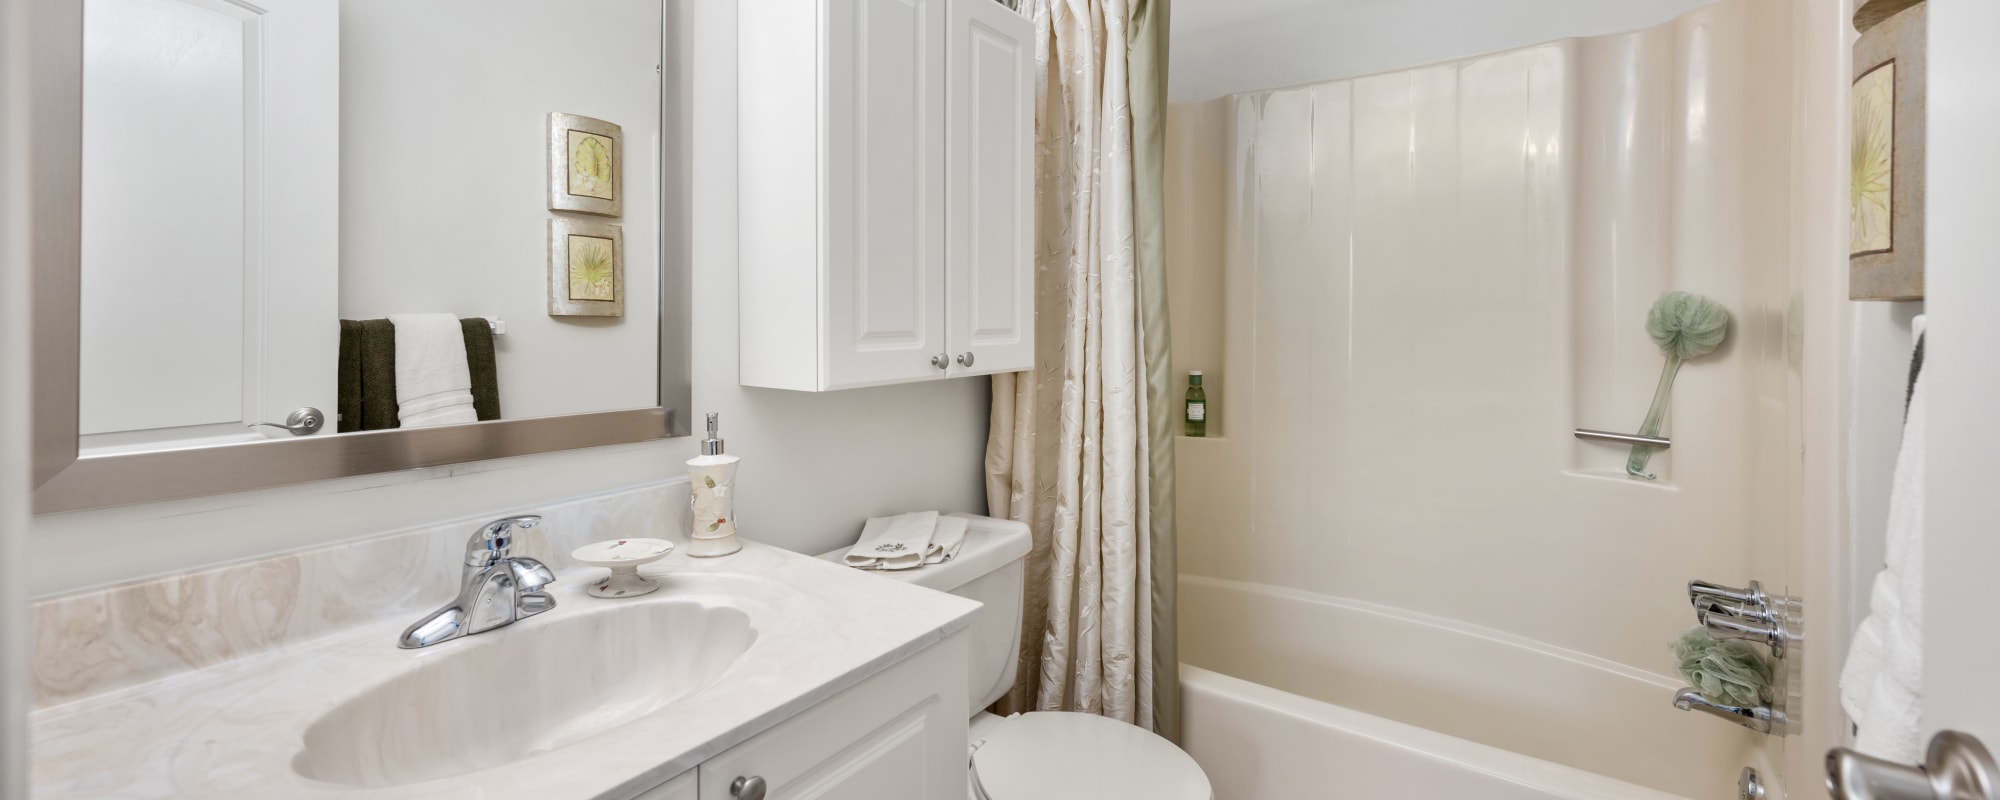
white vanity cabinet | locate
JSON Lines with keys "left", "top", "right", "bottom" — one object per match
{"left": 631, "top": 769, "right": 698, "bottom": 800}
{"left": 693, "top": 636, "right": 969, "bottom": 800}
{"left": 722, "top": 0, "right": 1034, "bottom": 392}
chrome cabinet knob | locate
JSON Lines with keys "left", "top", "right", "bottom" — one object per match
{"left": 932, "top": 353, "right": 950, "bottom": 369}
{"left": 730, "top": 776, "right": 767, "bottom": 800}
{"left": 956, "top": 351, "right": 975, "bottom": 367}
{"left": 248, "top": 406, "right": 325, "bottom": 436}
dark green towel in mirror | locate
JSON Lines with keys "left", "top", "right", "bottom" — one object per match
{"left": 336, "top": 317, "right": 501, "bottom": 432}
{"left": 459, "top": 317, "right": 502, "bottom": 422}
{"left": 337, "top": 320, "right": 364, "bottom": 433}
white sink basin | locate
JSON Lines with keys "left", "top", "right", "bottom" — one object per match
{"left": 293, "top": 600, "right": 756, "bottom": 788}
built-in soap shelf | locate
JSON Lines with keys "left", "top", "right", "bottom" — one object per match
{"left": 1671, "top": 578, "right": 1800, "bottom": 736}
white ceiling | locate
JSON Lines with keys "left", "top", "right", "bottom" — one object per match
{"left": 1168, "top": 0, "right": 1721, "bottom": 102}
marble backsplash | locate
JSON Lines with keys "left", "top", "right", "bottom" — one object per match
{"left": 32, "top": 479, "right": 690, "bottom": 709}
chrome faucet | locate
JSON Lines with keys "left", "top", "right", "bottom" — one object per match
{"left": 398, "top": 515, "right": 557, "bottom": 648}
{"left": 1673, "top": 688, "right": 1786, "bottom": 735}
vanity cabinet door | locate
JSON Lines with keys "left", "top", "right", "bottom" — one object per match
{"left": 697, "top": 636, "right": 968, "bottom": 800}
{"left": 944, "top": 0, "right": 1035, "bottom": 378}
{"left": 631, "top": 768, "right": 697, "bottom": 800}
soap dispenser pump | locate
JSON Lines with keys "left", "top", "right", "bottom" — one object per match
{"left": 686, "top": 413, "right": 741, "bottom": 557}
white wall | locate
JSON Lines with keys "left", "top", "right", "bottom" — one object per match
{"left": 28, "top": 0, "right": 993, "bottom": 599}
{"left": 1846, "top": 301, "right": 1921, "bottom": 627}
{"left": 1923, "top": 0, "right": 2000, "bottom": 746}
{"left": 338, "top": 0, "right": 660, "bottom": 420}
{"left": 1170, "top": 0, "right": 1719, "bottom": 102}
{"left": 1, "top": 0, "right": 36, "bottom": 789}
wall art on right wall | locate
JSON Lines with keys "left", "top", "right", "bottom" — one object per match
{"left": 1850, "top": 0, "right": 1926, "bottom": 301}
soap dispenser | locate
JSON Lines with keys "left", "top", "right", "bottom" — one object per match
{"left": 686, "top": 413, "right": 741, "bottom": 557}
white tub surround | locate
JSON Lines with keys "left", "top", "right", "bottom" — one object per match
{"left": 1167, "top": 0, "right": 1799, "bottom": 794}
{"left": 29, "top": 486, "right": 980, "bottom": 799}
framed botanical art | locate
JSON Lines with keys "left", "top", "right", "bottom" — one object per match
{"left": 548, "top": 219, "right": 624, "bottom": 317}
{"left": 1850, "top": 0, "right": 1926, "bottom": 300}
{"left": 548, "top": 112, "right": 622, "bottom": 217}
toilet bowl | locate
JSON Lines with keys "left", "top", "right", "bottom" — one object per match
{"left": 820, "top": 514, "right": 1212, "bottom": 800}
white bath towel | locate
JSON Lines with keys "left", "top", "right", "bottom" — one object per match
{"left": 926, "top": 515, "right": 969, "bottom": 565}
{"left": 1840, "top": 317, "right": 1926, "bottom": 763}
{"left": 388, "top": 313, "right": 478, "bottom": 428}
{"left": 845, "top": 511, "right": 938, "bottom": 570}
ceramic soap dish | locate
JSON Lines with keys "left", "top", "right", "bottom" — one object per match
{"left": 571, "top": 538, "right": 674, "bottom": 598}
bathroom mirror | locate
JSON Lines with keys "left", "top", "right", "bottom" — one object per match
{"left": 31, "top": 0, "right": 691, "bottom": 512}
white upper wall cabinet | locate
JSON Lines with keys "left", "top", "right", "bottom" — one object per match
{"left": 945, "top": 0, "right": 1035, "bottom": 379}
{"left": 731, "top": 0, "right": 1034, "bottom": 391}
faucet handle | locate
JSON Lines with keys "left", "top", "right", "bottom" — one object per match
{"left": 466, "top": 514, "right": 543, "bottom": 571}
{"left": 1690, "top": 579, "right": 1766, "bottom": 611}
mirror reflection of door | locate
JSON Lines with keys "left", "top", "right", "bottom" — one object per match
{"left": 76, "top": 0, "right": 664, "bottom": 456}
{"left": 79, "top": 0, "right": 338, "bottom": 454}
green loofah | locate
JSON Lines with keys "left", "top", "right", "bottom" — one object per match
{"left": 1646, "top": 291, "right": 1731, "bottom": 360}
{"left": 1673, "top": 627, "right": 1771, "bottom": 707}
{"left": 1628, "top": 291, "right": 1731, "bottom": 479}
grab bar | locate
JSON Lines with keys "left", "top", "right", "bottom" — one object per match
{"left": 1573, "top": 429, "right": 1670, "bottom": 448}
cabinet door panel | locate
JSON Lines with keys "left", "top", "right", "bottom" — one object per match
{"left": 697, "top": 638, "right": 967, "bottom": 800}
{"left": 824, "top": 0, "right": 948, "bottom": 389}
{"left": 946, "top": 0, "right": 1033, "bottom": 376}
{"left": 630, "top": 769, "right": 697, "bottom": 800}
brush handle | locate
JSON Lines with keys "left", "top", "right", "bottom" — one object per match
{"left": 1627, "top": 354, "right": 1683, "bottom": 479}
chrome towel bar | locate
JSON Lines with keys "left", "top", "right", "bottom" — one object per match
{"left": 1573, "top": 429, "right": 1670, "bottom": 448}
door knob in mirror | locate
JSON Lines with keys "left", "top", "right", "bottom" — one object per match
{"left": 249, "top": 407, "right": 325, "bottom": 436}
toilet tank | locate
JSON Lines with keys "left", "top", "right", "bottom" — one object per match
{"left": 817, "top": 513, "right": 1033, "bottom": 715}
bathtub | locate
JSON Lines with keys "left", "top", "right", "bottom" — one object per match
{"left": 1178, "top": 576, "right": 1767, "bottom": 798}
{"left": 1182, "top": 667, "right": 1680, "bottom": 799}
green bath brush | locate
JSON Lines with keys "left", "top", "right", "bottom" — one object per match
{"left": 1628, "top": 291, "right": 1729, "bottom": 480}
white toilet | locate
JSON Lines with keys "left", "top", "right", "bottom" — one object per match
{"left": 821, "top": 514, "right": 1213, "bottom": 800}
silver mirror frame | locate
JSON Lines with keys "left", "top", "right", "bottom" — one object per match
{"left": 30, "top": 1, "right": 691, "bottom": 514}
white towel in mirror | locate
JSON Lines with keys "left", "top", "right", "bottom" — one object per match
{"left": 388, "top": 313, "right": 478, "bottom": 428}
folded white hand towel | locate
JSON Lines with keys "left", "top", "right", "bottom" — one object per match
{"left": 1840, "top": 317, "right": 1926, "bottom": 763}
{"left": 388, "top": 313, "right": 478, "bottom": 429}
{"left": 846, "top": 511, "right": 938, "bottom": 570}
{"left": 926, "top": 515, "right": 969, "bottom": 565}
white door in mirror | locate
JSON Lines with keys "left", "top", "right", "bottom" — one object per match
{"left": 78, "top": 0, "right": 338, "bottom": 446}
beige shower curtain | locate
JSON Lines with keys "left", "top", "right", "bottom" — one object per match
{"left": 986, "top": 0, "right": 1175, "bottom": 736}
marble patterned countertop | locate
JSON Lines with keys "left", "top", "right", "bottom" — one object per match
{"left": 30, "top": 541, "right": 982, "bottom": 799}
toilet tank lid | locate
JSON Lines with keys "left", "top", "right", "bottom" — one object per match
{"left": 972, "top": 712, "right": 1211, "bottom": 800}
{"left": 815, "top": 513, "right": 1031, "bottom": 592}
